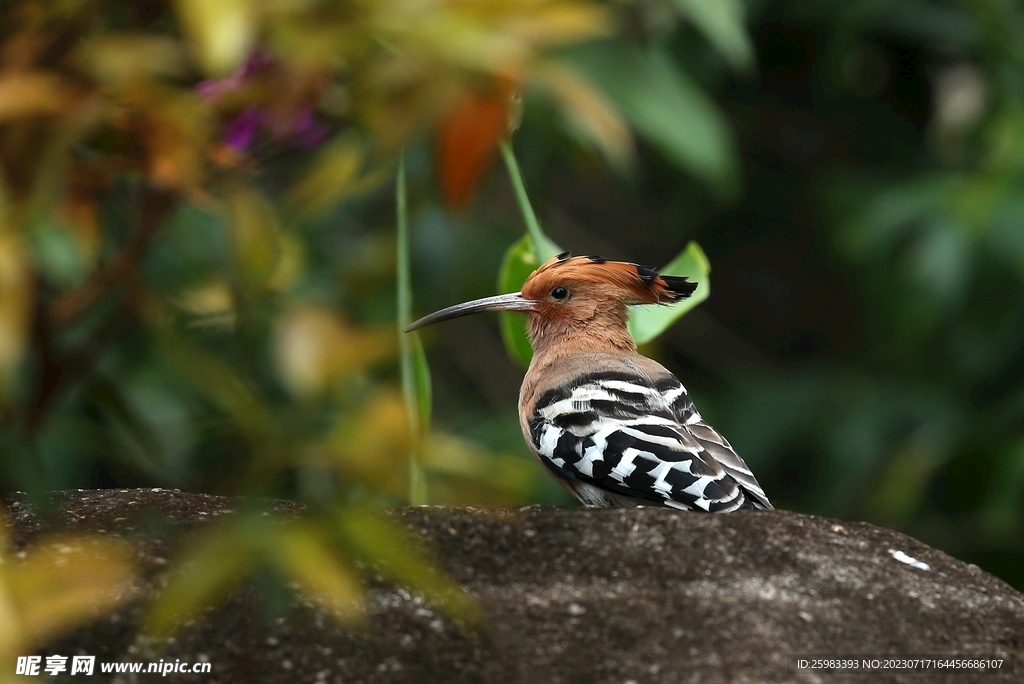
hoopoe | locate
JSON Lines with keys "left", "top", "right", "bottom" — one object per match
{"left": 406, "top": 252, "right": 773, "bottom": 512}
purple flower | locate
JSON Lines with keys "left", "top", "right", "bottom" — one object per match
{"left": 197, "top": 51, "right": 327, "bottom": 153}
{"left": 223, "top": 107, "right": 261, "bottom": 151}
{"left": 286, "top": 107, "right": 328, "bottom": 150}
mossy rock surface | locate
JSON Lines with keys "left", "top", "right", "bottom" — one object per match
{"left": 7, "top": 489, "right": 1023, "bottom": 683}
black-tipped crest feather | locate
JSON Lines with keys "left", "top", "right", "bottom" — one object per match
{"left": 660, "top": 275, "right": 698, "bottom": 300}
{"left": 635, "top": 265, "right": 659, "bottom": 285}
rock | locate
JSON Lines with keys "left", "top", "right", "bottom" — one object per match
{"left": 8, "top": 489, "right": 1023, "bottom": 683}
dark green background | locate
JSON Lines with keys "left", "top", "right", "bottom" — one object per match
{"left": 414, "top": 1, "right": 1024, "bottom": 591}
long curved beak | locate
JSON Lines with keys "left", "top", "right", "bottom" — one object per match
{"left": 404, "top": 292, "right": 536, "bottom": 332}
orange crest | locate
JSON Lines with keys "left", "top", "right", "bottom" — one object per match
{"left": 522, "top": 253, "right": 697, "bottom": 306}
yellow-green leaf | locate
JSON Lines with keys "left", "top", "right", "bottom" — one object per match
{"left": 627, "top": 241, "right": 710, "bottom": 345}
{"left": 77, "top": 34, "right": 188, "bottom": 85}
{"left": 9, "top": 537, "right": 135, "bottom": 642}
{"left": 338, "top": 512, "right": 481, "bottom": 626}
{"left": 143, "top": 522, "right": 254, "bottom": 636}
{"left": 498, "top": 234, "right": 558, "bottom": 367}
{"left": 275, "top": 306, "right": 395, "bottom": 398}
{"left": 175, "top": 0, "right": 256, "bottom": 76}
{"left": 287, "top": 136, "right": 374, "bottom": 216}
{"left": 423, "top": 432, "right": 537, "bottom": 500}
{"left": 268, "top": 524, "right": 363, "bottom": 620}
{"left": 227, "top": 184, "right": 281, "bottom": 290}
{"left": 325, "top": 390, "right": 411, "bottom": 497}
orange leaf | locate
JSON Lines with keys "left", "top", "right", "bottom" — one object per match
{"left": 436, "top": 91, "right": 508, "bottom": 208}
{"left": 0, "top": 72, "right": 66, "bottom": 121}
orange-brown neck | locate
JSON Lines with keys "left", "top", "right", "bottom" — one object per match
{"left": 526, "top": 301, "right": 635, "bottom": 368}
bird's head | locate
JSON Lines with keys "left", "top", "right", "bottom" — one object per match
{"left": 405, "top": 252, "right": 697, "bottom": 355}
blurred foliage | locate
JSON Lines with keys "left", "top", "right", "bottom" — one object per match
{"left": 0, "top": 0, "right": 1021, "bottom": 659}
{"left": 0, "top": 519, "right": 133, "bottom": 682}
{"left": 0, "top": 0, "right": 743, "bottom": 654}
{"left": 144, "top": 508, "right": 479, "bottom": 638}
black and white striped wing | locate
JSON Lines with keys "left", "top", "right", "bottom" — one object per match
{"left": 528, "top": 372, "right": 772, "bottom": 512}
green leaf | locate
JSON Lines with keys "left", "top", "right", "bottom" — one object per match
{"left": 569, "top": 41, "right": 738, "bottom": 196}
{"left": 836, "top": 174, "right": 952, "bottom": 258}
{"left": 498, "top": 309, "right": 533, "bottom": 368}
{"left": 672, "top": 0, "right": 754, "bottom": 72}
{"left": 87, "top": 377, "right": 168, "bottom": 481}
{"left": 411, "top": 333, "right": 432, "bottom": 429}
{"left": 981, "top": 440, "right": 1024, "bottom": 535}
{"left": 396, "top": 153, "right": 430, "bottom": 506}
{"left": 498, "top": 234, "right": 558, "bottom": 367}
{"left": 394, "top": 330, "right": 430, "bottom": 504}
{"left": 31, "top": 221, "right": 88, "bottom": 289}
{"left": 627, "top": 241, "right": 711, "bottom": 345}
{"left": 163, "top": 338, "right": 271, "bottom": 439}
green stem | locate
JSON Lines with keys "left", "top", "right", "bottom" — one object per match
{"left": 500, "top": 140, "right": 558, "bottom": 261}
{"left": 396, "top": 153, "right": 428, "bottom": 505}
{"left": 397, "top": 155, "right": 412, "bottom": 330}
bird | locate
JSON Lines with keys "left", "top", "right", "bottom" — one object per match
{"left": 405, "top": 252, "right": 772, "bottom": 512}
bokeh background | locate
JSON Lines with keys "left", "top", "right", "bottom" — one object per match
{"left": 422, "top": 0, "right": 1024, "bottom": 592}
{"left": 0, "top": 1, "right": 1022, "bottom": 652}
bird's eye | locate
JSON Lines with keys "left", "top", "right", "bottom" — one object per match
{"left": 550, "top": 286, "right": 568, "bottom": 300}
